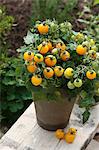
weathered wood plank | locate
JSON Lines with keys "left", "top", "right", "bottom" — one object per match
{"left": 0, "top": 146, "right": 16, "bottom": 150}
{"left": 0, "top": 103, "right": 36, "bottom": 149}
{"left": 0, "top": 102, "right": 99, "bottom": 150}
{"left": 17, "top": 124, "right": 59, "bottom": 150}
{"left": 86, "top": 139, "right": 99, "bottom": 150}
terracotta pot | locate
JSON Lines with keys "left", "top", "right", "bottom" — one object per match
{"left": 34, "top": 89, "right": 76, "bottom": 131}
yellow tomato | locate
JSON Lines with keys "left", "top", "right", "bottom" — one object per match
{"left": 60, "top": 51, "right": 70, "bottom": 61}
{"left": 76, "top": 45, "right": 87, "bottom": 55}
{"left": 43, "top": 67, "right": 54, "bottom": 78}
{"left": 37, "top": 24, "right": 49, "bottom": 34}
{"left": 56, "top": 42, "right": 66, "bottom": 52}
{"left": 55, "top": 129, "right": 65, "bottom": 140}
{"left": 45, "top": 55, "right": 57, "bottom": 67}
{"left": 65, "top": 128, "right": 77, "bottom": 143}
{"left": 65, "top": 133, "right": 76, "bottom": 143}
{"left": 31, "top": 75, "right": 42, "bottom": 86}
{"left": 64, "top": 68, "right": 74, "bottom": 78}
{"left": 23, "top": 51, "right": 34, "bottom": 61}
{"left": 54, "top": 66, "right": 64, "bottom": 77}
{"left": 86, "top": 70, "right": 96, "bottom": 80}
{"left": 38, "top": 42, "right": 49, "bottom": 54}
{"left": 27, "top": 62, "right": 37, "bottom": 73}
{"left": 34, "top": 53, "right": 44, "bottom": 63}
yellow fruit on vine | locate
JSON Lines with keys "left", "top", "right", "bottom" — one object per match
{"left": 23, "top": 51, "right": 34, "bottom": 61}
{"left": 67, "top": 81, "right": 75, "bottom": 89}
{"left": 43, "top": 67, "right": 54, "bottom": 78}
{"left": 38, "top": 42, "right": 49, "bottom": 54}
{"left": 64, "top": 68, "right": 74, "bottom": 78}
{"left": 45, "top": 55, "right": 57, "bottom": 67}
{"left": 76, "top": 45, "right": 87, "bottom": 55}
{"left": 31, "top": 75, "right": 42, "bottom": 86}
{"left": 37, "top": 24, "right": 49, "bottom": 34}
{"left": 56, "top": 42, "right": 66, "bottom": 52}
{"left": 54, "top": 66, "right": 64, "bottom": 77}
{"left": 86, "top": 70, "right": 96, "bottom": 80}
{"left": 34, "top": 53, "right": 44, "bottom": 63}
{"left": 60, "top": 51, "right": 70, "bottom": 61}
{"left": 73, "top": 78, "right": 82, "bottom": 87}
{"left": 27, "top": 62, "right": 37, "bottom": 73}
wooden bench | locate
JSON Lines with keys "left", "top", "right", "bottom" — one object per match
{"left": 0, "top": 102, "right": 99, "bottom": 150}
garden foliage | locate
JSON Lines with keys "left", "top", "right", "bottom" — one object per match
{"left": 20, "top": 20, "right": 99, "bottom": 123}
{"left": 0, "top": 5, "right": 14, "bottom": 56}
{"left": 31, "top": 0, "right": 78, "bottom": 23}
{"left": 0, "top": 6, "right": 32, "bottom": 125}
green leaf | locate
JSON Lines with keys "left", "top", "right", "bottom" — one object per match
{"left": 6, "top": 70, "right": 15, "bottom": 76}
{"left": 2, "top": 77, "right": 16, "bottom": 85}
{"left": 7, "top": 93, "right": 15, "bottom": 101}
{"left": 0, "top": 102, "right": 8, "bottom": 110}
{"left": 15, "top": 66, "right": 22, "bottom": 77}
{"left": 16, "top": 79, "right": 25, "bottom": 86}
{"left": 0, "top": 114, "right": 5, "bottom": 120}
{"left": 9, "top": 104, "right": 18, "bottom": 112}
{"left": 79, "top": 96, "right": 95, "bottom": 108}
{"left": 8, "top": 101, "right": 24, "bottom": 112}
{"left": 21, "top": 91, "right": 32, "bottom": 100}
{"left": 80, "top": 90, "right": 87, "bottom": 99}
{"left": 16, "top": 102, "right": 24, "bottom": 110}
{"left": 17, "top": 45, "right": 30, "bottom": 53}
{"left": 82, "top": 110, "right": 90, "bottom": 123}
{"left": 77, "top": 19, "right": 89, "bottom": 24}
{"left": 24, "top": 31, "right": 39, "bottom": 44}
{"left": 7, "top": 81, "right": 16, "bottom": 85}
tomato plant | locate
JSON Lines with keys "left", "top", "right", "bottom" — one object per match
{"left": 19, "top": 20, "right": 99, "bottom": 123}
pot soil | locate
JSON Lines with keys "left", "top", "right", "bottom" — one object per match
{"left": 34, "top": 89, "right": 76, "bottom": 131}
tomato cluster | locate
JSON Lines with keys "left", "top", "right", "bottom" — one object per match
{"left": 22, "top": 20, "right": 98, "bottom": 93}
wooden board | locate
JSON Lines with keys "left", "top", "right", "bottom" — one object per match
{"left": 0, "top": 102, "right": 99, "bottom": 150}
{"left": 86, "top": 139, "right": 99, "bottom": 150}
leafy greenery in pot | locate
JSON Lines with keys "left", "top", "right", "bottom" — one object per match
{"left": 19, "top": 20, "right": 99, "bottom": 123}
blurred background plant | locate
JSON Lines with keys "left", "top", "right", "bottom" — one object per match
{"left": 31, "top": 0, "right": 78, "bottom": 23}
{"left": 0, "top": 5, "right": 32, "bottom": 133}
{"left": 0, "top": 5, "right": 14, "bottom": 56}
{"left": 77, "top": 0, "right": 99, "bottom": 47}
{"left": 0, "top": 0, "right": 32, "bottom": 55}
{"left": 0, "top": 56, "right": 32, "bottom": 127}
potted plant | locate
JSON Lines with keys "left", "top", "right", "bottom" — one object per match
{"left": 18, "top": 20, "right": 99, "bottom": 131}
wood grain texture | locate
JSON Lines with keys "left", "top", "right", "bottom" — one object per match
{"left": 86, "top": 139, "right": 99, "bottom": 150}
{"left": 0, "top": 103, "right": 36, "bottom": 149}
{"left": 0, "top": 102, "right": 99, "bottom": 150}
